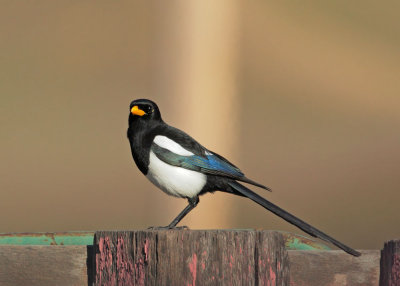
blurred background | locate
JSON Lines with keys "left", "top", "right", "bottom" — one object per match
{"left": 1, "top": 1, "right": 399, "bottom": 250}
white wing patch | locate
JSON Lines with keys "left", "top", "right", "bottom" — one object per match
{"left": 153, "top": 135, "right": 194, "bottom": 156}
{"left": 146, "top": 151, "right": 207, "bottom": 198}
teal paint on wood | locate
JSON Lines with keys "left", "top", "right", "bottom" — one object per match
{"left": 281, "top": 231, "right": 331, "bottom": 251}
{"left": 0, "top": 232, "right": 94, "bottom": 246}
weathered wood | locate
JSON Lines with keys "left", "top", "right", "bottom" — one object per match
{"left": 256, "top": 231, "right": 290, "bottom": 285}
{"left": 0, "top": 245, "right": 88, "bottom": 286}
{"left": 94, "top": 230, "right": 289, "bottom": 286}
{"left": 380, "top": 240, "right": 400, "bottom": 286}
{"left": 288, "top": 250, "right": 380, "bottom": 286}
{"left": 0, "top": 230, "right": 385, "bottom": 285}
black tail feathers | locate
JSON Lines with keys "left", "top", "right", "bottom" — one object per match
{"left": 228, "top": 181, "right": 361, "bottom": 257}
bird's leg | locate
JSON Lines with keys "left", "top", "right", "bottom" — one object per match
{"left": 148, "top": 197, "right": 199, "bottom": 230}
{"left": 167, "top": 197, "right": 199, "bottom": 228}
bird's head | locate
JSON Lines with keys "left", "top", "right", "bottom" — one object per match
{"left": 129, "top": 99, "right": 162, "bottom": 123}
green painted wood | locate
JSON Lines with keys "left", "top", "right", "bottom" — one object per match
{"left": 0, "top": 232, "right": 94, "bottom": 246}
{"left": 280, "top": 231, "right": 331, "bottom": 251}
{"left": 0, "top": 230, "right": 330, "bottom": 250}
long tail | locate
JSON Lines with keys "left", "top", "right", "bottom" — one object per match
{"left": 228, "top": 181, "right": 361, "bottom": 256}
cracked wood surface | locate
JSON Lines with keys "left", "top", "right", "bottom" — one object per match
{"left": 94, "top": 230, "right": 289, "bottom": 286}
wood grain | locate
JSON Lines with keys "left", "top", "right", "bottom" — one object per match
{"left": 94, "top": 230, "right": 289, "bottom": 286}
{"left": 380, "top": 240, "right": 400, "bottom": 286}
{"left": 0, "top": 245, "right": 88, "bottom": 286}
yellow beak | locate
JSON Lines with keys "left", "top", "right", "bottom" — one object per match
{"left": 131, "top": 106, "right": 146, "bottom": 116}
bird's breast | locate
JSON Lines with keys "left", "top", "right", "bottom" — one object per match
{"left": 146, "top": 151, "right": 207, "bottom": 198}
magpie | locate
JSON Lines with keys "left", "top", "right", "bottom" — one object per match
{"left": 127, "top": 99, "right": 360, "bottom": 256}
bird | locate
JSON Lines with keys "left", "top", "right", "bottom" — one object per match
{"left": 127, "top": 98, "right": 361, "bottom": 257}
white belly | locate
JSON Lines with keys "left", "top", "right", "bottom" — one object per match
{"left": 146, "top": 151, "right": 207, "bottom": 198}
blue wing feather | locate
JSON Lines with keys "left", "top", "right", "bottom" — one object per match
{"left": 182, "top": 154, "right": 244, "bottom": 177}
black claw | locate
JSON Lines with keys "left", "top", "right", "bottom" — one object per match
{"left": 173, "top": 225, "right": 189, "bottom": 230}
{"left": 147, "top": 226, "right": 169, "bottom": 230}
{"left": 147, "top": 225, "right": 189, "bottom": 230}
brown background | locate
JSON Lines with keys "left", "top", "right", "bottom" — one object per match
{"left": 1, "top": 1, "right": 399, "bottom": 250}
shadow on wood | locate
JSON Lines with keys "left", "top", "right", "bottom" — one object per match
{"left": 380, "top": 239, "right": 400, "bottom": 286}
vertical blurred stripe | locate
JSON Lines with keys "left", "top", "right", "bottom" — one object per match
{"left": 151, "top": 0, "right": 240, "bottom": 228}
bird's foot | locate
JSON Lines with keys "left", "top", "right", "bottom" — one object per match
{"left": 147, "top": 225, "right": 189, "bottom": 230}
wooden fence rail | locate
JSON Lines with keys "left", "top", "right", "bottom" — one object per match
{"left": 0, "top": 230, "right": 397, "bottom": 286}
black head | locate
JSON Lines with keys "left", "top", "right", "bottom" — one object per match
{"left": 129, "top": 99, "right": 162, "bottom": 123}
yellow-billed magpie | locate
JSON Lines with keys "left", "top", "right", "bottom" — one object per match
{"left": 127, "top": 99, "right": 360, "bottom": 256}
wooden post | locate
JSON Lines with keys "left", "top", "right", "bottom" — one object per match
{"left": 380, "top": 240, "right": 400, "bottom": 286}
{"left": 94, "top": 230, "right": 289, "bottom": 286}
